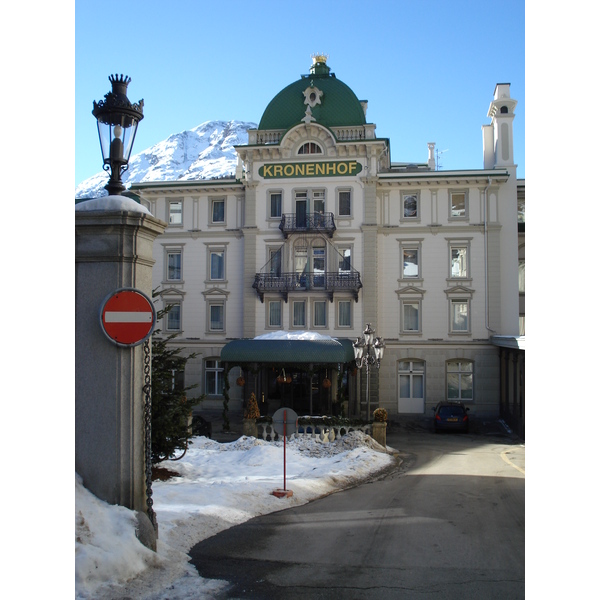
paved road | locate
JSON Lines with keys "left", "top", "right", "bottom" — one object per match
{"left": 189, "top": 425, "right": 525, "bottom": 599}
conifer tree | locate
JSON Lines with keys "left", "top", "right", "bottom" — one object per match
{"left": 151, "top": 307, "right": 202, "bottom": 464}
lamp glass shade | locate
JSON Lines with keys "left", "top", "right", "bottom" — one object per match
{"left": 96, "top": 117, "right": 139, "bottom": 168}
{"left": 353, "top": 338, "right": 365, "bottom": 360}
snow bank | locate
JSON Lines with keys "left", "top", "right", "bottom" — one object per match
{"left": 75, "top": 431, "right": 394, "bottom": 599}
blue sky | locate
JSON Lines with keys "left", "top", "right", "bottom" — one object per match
{"left": 75, "top": 0, "right": 525, "bottom": 187}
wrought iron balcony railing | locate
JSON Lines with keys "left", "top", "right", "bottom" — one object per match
{"left": 279, "top": 212, "right": 336, "bottom": 238}
{"left": 253, "top": 271, "right": 362, "bottom": 303}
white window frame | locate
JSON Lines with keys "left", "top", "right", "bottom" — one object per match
{"left": 291, "top": 299, "right": 307, "bottom": 328}
{"left": 401, "top": 192, "right": 420, "bottom": 221}
{"left": 165, "top": 248, "right": 183, "bottom": 282}
{"left": 336, "top": 299, "right": 352, "bottom": 329}
{"left": 210, "top": 197, "right": 226, "bottom": 225}
{"left": 312, "top": 299, "right": 328, "bottom": 329}
{"left": 337, "top": 245, "right": 352, "bottom": 273}
{"left": 208, "top": 247, "right": 226, "bottom": 281}
{"left": 449, "top": 190, "right": 469, "bottom": 220}
{"left": 269, "top": 190, "right": 283, "bottom": 219}
{"left": 447, "top": 239, "right": 471, "bottom": 280}
{"left": 267, "top": 299, "right": 283, "bottom": 329}
{"left": 337, "top": 188, "right": 352, "bottom": 217}
{"left": 205, "top": 358, "right": 224, "bottom": 396}
{"left": 207, "top": 301, "right": 225, "bottom": 332}
{"left": 168, "top": 199, "right": 183, "bottom": 226}
{"left": 401, "top": 243, "right": 422, "bottom": 279}
{"left": 165, "top": 302, "right": 182, "bottom": 332}
{"left": 450, "top": 299, "right": 470, "bottom": 333}
{"left": 398, "top": 360, "right": 426, "bottom": 411}
{"left": 401, "top": 300, "right": 421, "bottom": 334}
{"left": 446, "top": 360, "right": 474, "bottom": 402}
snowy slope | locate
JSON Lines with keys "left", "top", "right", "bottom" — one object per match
{"left": 75, "top": 120, "right": 256, "bottom": 200}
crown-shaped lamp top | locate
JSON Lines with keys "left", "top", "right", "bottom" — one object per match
{"left": 310, "top": 53, "right": 330, "bottom": 76}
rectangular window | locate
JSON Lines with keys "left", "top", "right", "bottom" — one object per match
{"left": 270, "top": 192, "right": 282, "bottom": 218}
{"left": 269, "top": 248, "right": 282, "bottom": 276}
{"left": 450, "top": 246, "right": 468, "bottom": 278}
{"left": 269, "top": 300, "right": 282, "bottom": 328}
{"left": 209, "top": 304, "right": 224, "bottom": 331}
{"left": 398, "top": 360, "right": 425, "bottom": 412}
{"left": 402, "top": 248, "right": 419, "bottom": 278}
{"left": 402, "top": 194, "right": 419, "bottom": 219}
{"left": 338, "top": 300, "right": 351, "bottom": 328}
{"left": 338, "top": 189, "right": 351, "bottom": 216}
{"left": 313, "top": 246, "right": 325, "bottom": 288}
{"left": 451, "top": 300, "right": 469, "bottom": 332}
{"left": 211, "top": 198, "right": 225, "bottom": 223}
{"left": 293, "top": 301, "right": 306, "bottom": 327}
{"left": 167, "top": 251, "right": 182, "bottom": 281}
{"left": 169, "top": 200, "right": 182, "bottom": 225}
{"left": 166, "top": 303, "right": 181, "bottom": 331}
{"left": 295, "top": 246, "right": 308, "bottom": 280}
{"left": 447, "top": 360, "right": 473, "bottom": 401}
{"left": 314, "top": 300, "right": 327, "bottom": 327}
{"left": 402, "top": 301, "right": 420, "bottom": 332}
{"left": 313, "top": 190, "right": 325, "bottom": 215}
{"left": 210, "top": 250, "right": 225, "bottom": 280}
{"left": 205, "top": 359, "right": 224, "bottom": 396}
{"left": 338, "top": 247, "right": 352, "bottom": 272}
{"left": 450, "top": 192, "right": 467, "bottom": 218}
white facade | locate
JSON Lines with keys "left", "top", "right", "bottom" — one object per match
{"left": 133, "top": 59, "right": 520, "bottom": 420}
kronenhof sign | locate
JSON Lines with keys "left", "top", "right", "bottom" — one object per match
{"left": 259, "top": 160, "right": 362, "bottom": 179}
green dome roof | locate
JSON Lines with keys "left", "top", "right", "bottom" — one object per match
{"left": 258, "top": 57, "right": 367, "bottom": 131}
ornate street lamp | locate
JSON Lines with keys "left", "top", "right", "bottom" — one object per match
{"left": 92, "top": 74, "right": 144, "bottom": 196}
{"left": 353, "top": 323, "right": 386, "bottom": 420}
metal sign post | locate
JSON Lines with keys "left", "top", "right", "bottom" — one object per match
{"left": 271, "top": 407, "right": 298, "bottom": 498}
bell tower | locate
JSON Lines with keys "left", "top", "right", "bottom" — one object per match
{"left": 483, "top": 83, "right": 517, "bottom": 169}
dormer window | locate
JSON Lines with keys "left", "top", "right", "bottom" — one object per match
{"left": 298, "top": 142, "right": 323, "bottom": 155}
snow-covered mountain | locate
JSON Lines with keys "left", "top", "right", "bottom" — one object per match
{"left": 75, "top": 120, "right": 257, "bottom": 200}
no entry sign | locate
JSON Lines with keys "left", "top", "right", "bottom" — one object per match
{"left": 99, "top": 288, "right": 156, "bottom": 347}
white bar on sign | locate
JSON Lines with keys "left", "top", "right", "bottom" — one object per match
{"left": 105, "top": 311, "right": 152, "bottom": 323}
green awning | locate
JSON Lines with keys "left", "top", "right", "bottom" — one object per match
{"left": 220, "top": 337, "right": 355, "bottom": 365}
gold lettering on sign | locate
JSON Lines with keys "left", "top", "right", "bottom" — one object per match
{"left": 258, "top": 161, "right": 363, "bottom": 179}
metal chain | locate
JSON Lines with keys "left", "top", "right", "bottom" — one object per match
{"left": 143, "top": 339, "right": 158, "bottom": 532}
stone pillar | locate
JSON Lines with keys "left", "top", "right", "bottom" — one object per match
{"left": 75, "top": 197, "right": 166, "bottom": 548}
{"left": 371, "top": 421, "right": 387, "bottom": 448}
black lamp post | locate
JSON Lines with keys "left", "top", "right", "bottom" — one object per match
{"left": 353, "top": 323, "right": 386, "bottom": 420}
{"left": 92, "top": 74, "right": 144, "bottom": 196}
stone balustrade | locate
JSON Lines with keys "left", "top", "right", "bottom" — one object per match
{"left": 255, "top": 421, "right": 371, "bottom": 442}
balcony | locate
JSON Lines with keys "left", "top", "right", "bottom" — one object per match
{"left": 279, "top": 212, "right": 336, "bottom": 238}
{"left": 252, "top": 271, "right": 362, "bottom": 303}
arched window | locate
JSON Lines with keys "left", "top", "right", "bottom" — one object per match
{"left": 298, "top": 142, "right": 323, "bottom": 155}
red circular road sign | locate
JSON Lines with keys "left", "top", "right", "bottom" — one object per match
{"left": 100, "top": 288, "right": 156, "bottom": 347}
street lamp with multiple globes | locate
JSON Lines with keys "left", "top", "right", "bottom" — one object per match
{"left": 92, "top": 74, "right": 144, "bottom": 196}
{"left": 353, "top": 323, "right": 386, "bottom": 420}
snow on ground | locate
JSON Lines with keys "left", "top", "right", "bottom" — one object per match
{"left": 75, "top": 431, "right": 396, "bottom": 599}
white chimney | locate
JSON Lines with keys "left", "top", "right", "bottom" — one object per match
{"left": 427, "top": 142, "right": 436, "bottom": 170}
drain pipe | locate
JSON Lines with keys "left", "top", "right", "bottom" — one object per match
{"left": 484, "top": 177, "right": 495, "bottom": 334}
